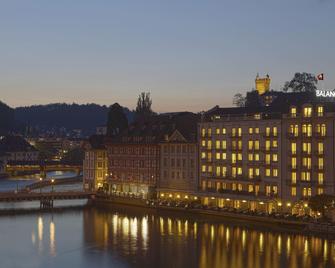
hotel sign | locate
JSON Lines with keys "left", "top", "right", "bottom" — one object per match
{"left": 316, "top": 89, "right": 335, "bottom": 98}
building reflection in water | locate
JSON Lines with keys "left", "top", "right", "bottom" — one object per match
{"left": 83, "top": 208, "right": 335, "bottom": 268}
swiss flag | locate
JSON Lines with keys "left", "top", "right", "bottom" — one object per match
{"left": 317, "top": 73, "right": 324, "bottom": 80}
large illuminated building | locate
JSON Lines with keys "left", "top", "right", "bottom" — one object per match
{"left": 105, "top": 112, "right": 198, "bottom": 199}
{"left": 199, "top": 89, "right": 335, "bottom": 213}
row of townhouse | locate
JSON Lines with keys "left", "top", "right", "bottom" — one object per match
{"left": 83, "top": 91, "right": 335, "bottom": 214}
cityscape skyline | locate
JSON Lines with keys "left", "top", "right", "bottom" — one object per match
{"left": 1, "top": 0, "right": 335, "bottom": 112}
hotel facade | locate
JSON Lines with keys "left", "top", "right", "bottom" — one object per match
{"left": 198, "top": 99, "right": 335, "bottom": 213}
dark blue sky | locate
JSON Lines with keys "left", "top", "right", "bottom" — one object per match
{"left": 1, "top": 0, "right": 334, "bottom": 112}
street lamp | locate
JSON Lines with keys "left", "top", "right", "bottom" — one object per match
{"left": 51, "top": 179, "right": 55, "bottom": 193}
{"left": 39, "top": 177, "right": 43, "bottom": 194}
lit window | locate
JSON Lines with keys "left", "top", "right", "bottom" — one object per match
{"left": 318, "top": 143, "right": 324, "bottom": 154}
{"left": 273, "top": 169, "right": 278, "bottom": 177}
{"left": 265, "top": 127, "right": 271, "bottom": 137}
{"left": 273, "top": 127, "right": 278, "bottom": 137}
{"left": 317, "top": 106, "right": 323, "bottom": 117}
{"left": 255, "top": 140, "right": 260, "bottom": 150}
{"left": 222, "top": 140, "right": 227, "bottom": 150}
{"left": 291, "top": 187, "right": 297, "bottom": 196}
{"left": 201, "top": 128, "right": 206, "bottom": 137}
{"left": 216, "top": 166, "right": 221, "bottom": 176}
{"left": 318, "top": 173, "right": 324, "bottom": 185}
{"left": 208, "top": 128, "right": 212, "bottom": 136}
{"left": 222, "top": 128, "right": 226, "bottom": 134}
{"left": 238, "top": 128, "right": 242, "bottom": 137}
{"left": 272, "top": 140, "right": 278, "bottom": 148}
{"left": 255, "top": 154, "right": 260, "bottom": 161}
{"left": 291, "top": 172, "right": 297, "bottom": 184}
{"left": 248, "top": 184, "right": 254, "bottom": 192}
{"left": 248, "top": 154, "right": 253, "bottom": 161}
{"left": 265, "top": 140, "right": 271, "bottom": 151}
{"left": 249, "top": 128, "right": 253, "bottom": 134}
{"left": 318, "top": 188, "right": 324, "bottom": 195}
{"left": 222, "top": 153, "right": 227, "bottom": 160}
{"left": 201, "top": 140, "right": 206, "bottom": 147}
{"left": 216, "top": 153, "right": 221, "bottom": 160}
{"left": 248, "top": 168, "right": 254, "bottom": 178}
{"left": 237, "top": 167, "right": 242, "bottom": 175}
{"left": 254, "top": 114, "right": 261, "bottom": 120}
{"left": 318, "top": 158, "right": 324, "bottom": 169}
{"left": 272, "top": 154, "right": 278, "bottom": 162}
{"left": 255, "top": 168, "right": 260, "bottom": 176}
{"left": 291, "top": 142, "right": 297, "bottom": 154}
{"left": 216, "top": 128, "right": 220, "bottom": 135}
{"left": 201, "top": 165, "right": 206, "bottom": 172}
{"left": 265, "top": 154, "right": 271, "bottom": 164}
{"left": 265, "top": 168, "right": 271, "bottom": 176}
{"left": 303, "top": 107, "right": 312, "bottom": 118}
{"left": 201, "top": 152, "right": 206, "bottom": 159}
{"left": 215, "top": 140, "right": 221, "bottom": 149}
{"left": 290, "top": 107, "right": 297, "bottom": 117}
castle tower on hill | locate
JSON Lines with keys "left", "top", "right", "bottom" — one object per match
{"left": 255, "top": 74, "right": 271, "bottom": 95}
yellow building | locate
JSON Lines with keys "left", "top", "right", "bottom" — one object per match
{"left": 83, "top": 136, "right": 108, "bottom": 191}
{"left": 255, "top": 74, "right": 271, "bottom": 95}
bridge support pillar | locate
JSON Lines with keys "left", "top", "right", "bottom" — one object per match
{"left": 40, "top": 199, "right": 53, "bottom": 209}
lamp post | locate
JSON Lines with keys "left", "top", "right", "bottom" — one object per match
{"left": 39, "top": 177, "right": 43, "bottom": 194}
{"left": 51, "top": 179, "right": 55, "bottom": 193}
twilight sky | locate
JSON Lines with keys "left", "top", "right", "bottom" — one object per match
{"left": 0, "top": 0, "right": 334, "bottom": 112}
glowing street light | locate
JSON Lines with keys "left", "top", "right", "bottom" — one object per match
{"left": 51, "top": 179, "right": 55, "bottom": 193}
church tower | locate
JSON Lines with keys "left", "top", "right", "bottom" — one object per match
{"left": 255, "top": 74, "right": 271, "bottom": 95}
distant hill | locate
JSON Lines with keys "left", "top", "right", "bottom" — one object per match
{"left": 15, "top": 103, "right": 134, "bottom": 135}
{"left": 0, "top": 102, "right": 134, "bottom": 136}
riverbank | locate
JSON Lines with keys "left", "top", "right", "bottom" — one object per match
{"left": 92, "top": 195, "right": 335, "bottom": 238}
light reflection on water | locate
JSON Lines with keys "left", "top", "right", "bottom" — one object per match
{"left": 0, "top": 207, "right": 335, "bottom": 268}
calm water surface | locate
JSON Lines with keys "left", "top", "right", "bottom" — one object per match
{"left": 0, "top": 206, "right": 334, "bottom": 268}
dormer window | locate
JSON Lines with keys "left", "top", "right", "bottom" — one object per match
{"left": 290, "top": 107, "right": 297, "bottom": 118}
{"left": 317, "top": 106, "right": 324, "bottom": 117}
{"left": 303, "top": 107, "right": 312, "bottom": 118}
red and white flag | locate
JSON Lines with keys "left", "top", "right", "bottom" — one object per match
{"left": 317, "top": 73, "right": 324, "bottom": 80}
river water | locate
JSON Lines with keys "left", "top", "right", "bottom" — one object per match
{"left": 0, "top": 205, "right": 334, "bottom": 268}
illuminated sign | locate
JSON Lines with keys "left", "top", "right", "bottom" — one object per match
{"left": 316, "top": 90, "right": 335, "bottom": 98}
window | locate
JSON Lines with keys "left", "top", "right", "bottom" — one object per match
{"left": 216, "top": 166, "right": 221, "bottom": 176}
{"left": 238, "top": 128, "right": 242, "bottom": 137}
{"left": 201, "top": 140, "right": 206, "bottom": 147}
{"left": 273, "top": 169, "right": 278, "bottom": 177}
{"left": 248, "top": 184, "right": 254, "bottom": 192}
{"left": 255, "top": 154, "right": 260, "bottom": 161}
{"left": 291, "top": 172, "right": 297, "bottom": 184}
{"left": 216, "top": 153, "right": 221, "bottom": 160}
{"left": 265, "top": 154, "right": 271, "bottom": 165}
{"left": 266, "top": 127, "right": 271, "bottom": 137}
{"left": 291, "top": 142, "right": 297, "bottom": 154}
{"left": 291, "top": 157, "right": 297, "bottom": 169}
{"left": 318, "top": 142, "right": 324, "bottom": 154}
{"left": 215, "top": 140, "right": 221, "bottom": 149}
{"left": 318, "top": 173, "right": 324, "bottom": 185}
{"left": 272, "top": 140, "right": 278, "bottom": 148}
{"left": 248, "top": 168, "right": 254, "bottom": 178}
{"left": 317, "top": 106, "right": 324, "bottom": 117}
{"left": 290, "top": 124, "right": 299, "bottom": 136}
{"left": 318, "top": 188, "right": 324, "bottom": 195}
{"left": 222, "top": 153, "right": 227, "bottom": 160}
{"left": 232, "top": 128, "right": 236, "bottom": 137}
{"left": 265, "top": 168, "right": 271, "bottom": 177}
{"left": 290, "top": 107, "right": 297, "bottom": 117}
{"left": 302, "top": 124, "right": 312, "bottom": 137}
{"left": 201, "top": 165, "right": 206, "bottom": 172}
{"left": 222, "top": 128, "right": 226, "bottom": 135}
{"left": 232, "top": 167, "right": 236, "bottom": 178}
{"left": 273, "top": 127, "right": 278, "bottom": 137}
{"left": 248, "top": 154, "right": 253, "bottom": 161}
{"left": 291, "top": 187, "right": 297, "bottom": 196}
{"left": 232, "top": 153, "right": 237, "bottom": 164}
{"left": 216, "top": 128, "right": 220, "bottom": 135}
{"left": 201, "top": 128, "right": 206, "bottom": 137}
{"left": 272, "top": 154, "right": 278, "bottom": 162}
{"left": 255, "top": 168, "right": 260, "bottom": 176}
{"left": 255, "top": 127, "right": 260, "bottom": 134}
{"left": 207, "top": 140, "right": 212, "bottom": 149}
{"left": 208, "top": 128, "right": 212, "bottom": 136}
{"left": 248, "top": 140, "right": 253, "bottom": 150}
{"left": 249, "top": 128, "right": 253, "bottom": 134}
{"left": 302, "top": 142, "right": 311, "bottom": 154}
{"left": 318, "top": 158, "right": 324, "bottom": 169}
{"left": 255, "top": 140, "right": 260, "bottom": 150}
{"left": 303, "top": 107, "right": 312, "bottom": 117}
{"left": 222, "top": 140, "right": 227, "bottom": 150}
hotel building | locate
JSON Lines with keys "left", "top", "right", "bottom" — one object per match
{"left": 199, "top": 92, "right": 335, "bottom": 213}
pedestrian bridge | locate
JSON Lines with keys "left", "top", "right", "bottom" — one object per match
{"left": 0, "top": 191, "right": 93, "bottom": 203}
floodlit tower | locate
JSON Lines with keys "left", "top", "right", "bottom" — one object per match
{"left": 255, "top": 74, "right": 271, "bottom": 95}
